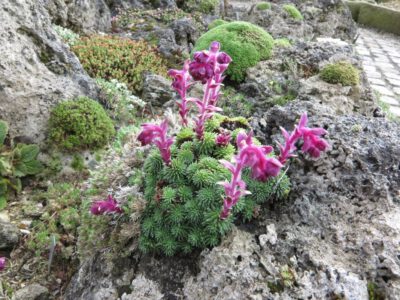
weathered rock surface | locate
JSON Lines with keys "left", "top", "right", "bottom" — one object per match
{"left": 142, "top": 73, "right": 174, "bottom": 107}
{"left": 0, "top": 0, "right": 98, "bottom": 144}
{"left": 45, "top": 0, "right": 111, "bottom": 33}
{"left": 65, "top": 99, "right": 400, "bottom": 298}
{"left": 184, "top": 101, "right": 400, "bottom": 299}
{"left": 227, "top": 0, "right": 357, "bottom": 41}
{"left": 12, "top": 284, "right": 49, "bottom": 300}
{"left": 242, "top": 38, "right": 375, "bottom": 115}
{"left": 0, "top": 221, "right": 19, "bottom": 250}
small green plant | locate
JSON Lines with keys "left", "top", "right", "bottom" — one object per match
{"left": 219, "top": 87, "right": 253, "bottom": 117}
{"left": 183, "top": 0, "right": 219, "bottom": 14}
{"left": 27, "top": 183, "right": 82, "bottom": 259}
{"left": 208, "top": 19, "right": 228, "bottom": 30}
{"left": 192, "top": 21, "right": 274, "bottom": 81}
{"left": 272, "top": 92, "right": 297, "bottom": 106}
{"left": 283, "top": 4, "right": 303, "bottom": 20}
{"left": 320, "top": 61, "right": 360, "bottom": 86}
{"left": 53, "top": 25, "right": 80, "bottom": 46}
{"left": 0, "top": 120, "right": 43, "bottom": 209}
{"left": 274, "top": 38, "right": 292, "bottom": 48}
{"left": 72, "top": 35, "right": 168, "bottom": 92}
{"left": 96, "top": 78, "right": 146, "bottom": 124}
{"left": 49, "top": 97, "right": 116, "bottom": 152}
{"left": 256, "top": 2, "right": 271, "bottom": 11}
{"left": 71, "top": 154, "right": 85, "bottom": 172}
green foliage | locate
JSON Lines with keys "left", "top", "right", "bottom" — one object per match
{"left": 53, "top": 25, "right": 80, "bottom": 46}
{"left": 183, "top": 0, "right": 219, "bottom": 14}
{"left": 274, "top": 38, "right": 292, "bottom": 48}
{"left": 219, "top": 87, "right": 253, "bottom": 118}
{"left": 208, "top": 19, "right": 228, "bottom": 30}
{"left": 71, "top": 154, "right": 85, "bottom": 172}
{"left": 320, "top": 61, "right": 360, "bottom": 86}
{"left": 0, "top": 121, "right": 43, "bottom": 209}
{"left": 72, "top": 35, "right": 168, "bottom": 92}
{"left": 96, "top": 78, "right": 146, "bottom": 124}
{"left": 49, "top": 97, "right": 115, "bottom": 152}
{"left": 256, "top": 2, "right": 271, "bottom": 11}
{"left": 272, "top": 91, "right": 297, "bottom": 106}
{"left": 27, "top": 183, "right": 82, "bottom": 258}
{"left": 193, "top": 21, "right": 275, "bottom": 82}
{"left": 283, "top": 4, "right": 303, "bottom": 20}
{"left": 140, "top": 115, "right": 290, "bottom": 256}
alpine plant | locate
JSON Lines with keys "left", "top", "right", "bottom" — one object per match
{"left": 92, "top": 41, "right": 329, "bottom": 256}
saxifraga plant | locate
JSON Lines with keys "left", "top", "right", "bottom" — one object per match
{"left": 91, "top": 42, "right": 329, "bottom": 257}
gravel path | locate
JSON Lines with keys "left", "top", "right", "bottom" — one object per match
{"left": 355, "top": 27, "right": 400, "bottom": 117}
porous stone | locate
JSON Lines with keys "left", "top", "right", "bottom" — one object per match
{"left": 12, "top": 284, "right": 49, "bottom": 300}
{"left": 0, "top": 0, "right": 98, "bottom": 144}
{"left": 0, "top": 221, "right": 19, "bottom": 250}
{"left": 141, "top": 73, "right": 174, "bottom": 107}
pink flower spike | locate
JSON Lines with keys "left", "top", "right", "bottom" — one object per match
{"left": 137, "top": 120, "right": 173, "bottom": 164}
{"left": 0, "top": 257, "right": 6, "bottom": 271}
{"left": 168, "top": 60, "right": 192, "bottom": 126}
{"left": 90, "top": 195, "right": 122, "bottom": 216}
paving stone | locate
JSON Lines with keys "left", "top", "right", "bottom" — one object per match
{"left": 384, "top": 72, "right": 400, "bottom": 80}
{"left": 389, "top": 105, "right": 400, "bottom": 117}
{"left": 373, "top": 56, "right": 392, "bottom": 64}
{"left": 368, "top": 78, "right": 386, "bottom": 86}
{"left": 376, "top": 63, "right": 397, "bottom": 71}
{"left": 371, "top": 85, "right": 395, "bottom": 96}
{"left": 393, "top": 87, "right": 400, "bottom": 95}
{"left": 365, "top": 70, "right": 383, "bottom": 79}
{"left": 363, "top": 65, "right": 377, "bottom": 72}
{"left": 386, "top": 78, "right": 400, "bottom": 87}
{"left": 380, "top": 95, "right": 399, "bottom": 106}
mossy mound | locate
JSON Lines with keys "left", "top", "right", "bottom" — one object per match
{"left": 283, "top": 4, "right": 303, "bottom": 20}
{"left": 320, "top": 61, "right": 360, "bottom": 86}
{"left": 346, "top": 1, "right": 400, "bottom": 35}
{"left": 208, "top": 19, "right": 228, "bottom": 30}
{"left": 256, "top": 2, "right": 271, "bottom": 11}
{"left": 192, "top": 21, "right": 274, "bottom": 82}
{"left": 49, "top": 97, "right": 115, "bottom": 152}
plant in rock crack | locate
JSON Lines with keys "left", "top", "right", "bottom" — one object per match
{"left": 93, "top": 41, "right": 329, "bottom": 256}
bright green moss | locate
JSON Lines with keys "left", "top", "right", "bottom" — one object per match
{"left": 184, "top": 0, "right": 218, "bottom": 14}
{"left": 208, "top": 19, "right": 228, "bottom": 30}
{"left": 49, "top": 97, "right": 115, "bottom": 152}
{"left": 283, "top": 4, "right": 303, "bottom": 20}
{"left": 320, "top": 61, "right": 360, "bottom": 86}
{"left": 274, "top": 38, "right": 292, "bottom": 48}
{"left": 193, "top": 21, "right": 274, "bottom": 82}
{"left": 256, "top": 2, "right": 271, "bottom": 11}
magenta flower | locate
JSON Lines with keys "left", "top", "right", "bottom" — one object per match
{"left": 0, "top": 257, "right": 5, "bottom": 271}
{"left": 216, "top": 131, "right": 231, "bottom": 146}
{"left": 297, "top": 113, "right": 329, "bottom": 158}
{"left": 219, "top": 132, "right": 283, "bottom": 219}
{"left": 90, "top": 195, "right": 123, "bottom": 215}
{"left": 278, "top": 113, "right": 329, "bottom": 163}
{"left": 138, "top": 120, "right": 174, "bottom": 164}
{"left": 168, "top": 60, "right": 192, "bottom": 126}
{"left": 189, "top": 41, "right": 232, "bottom": 139}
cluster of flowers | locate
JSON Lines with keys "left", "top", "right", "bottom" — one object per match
{"left": 219, "top": 113, "right": 329, "bottom": 219}
{"left": 90, "top": 41, "right": 329, "bottom": 220}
